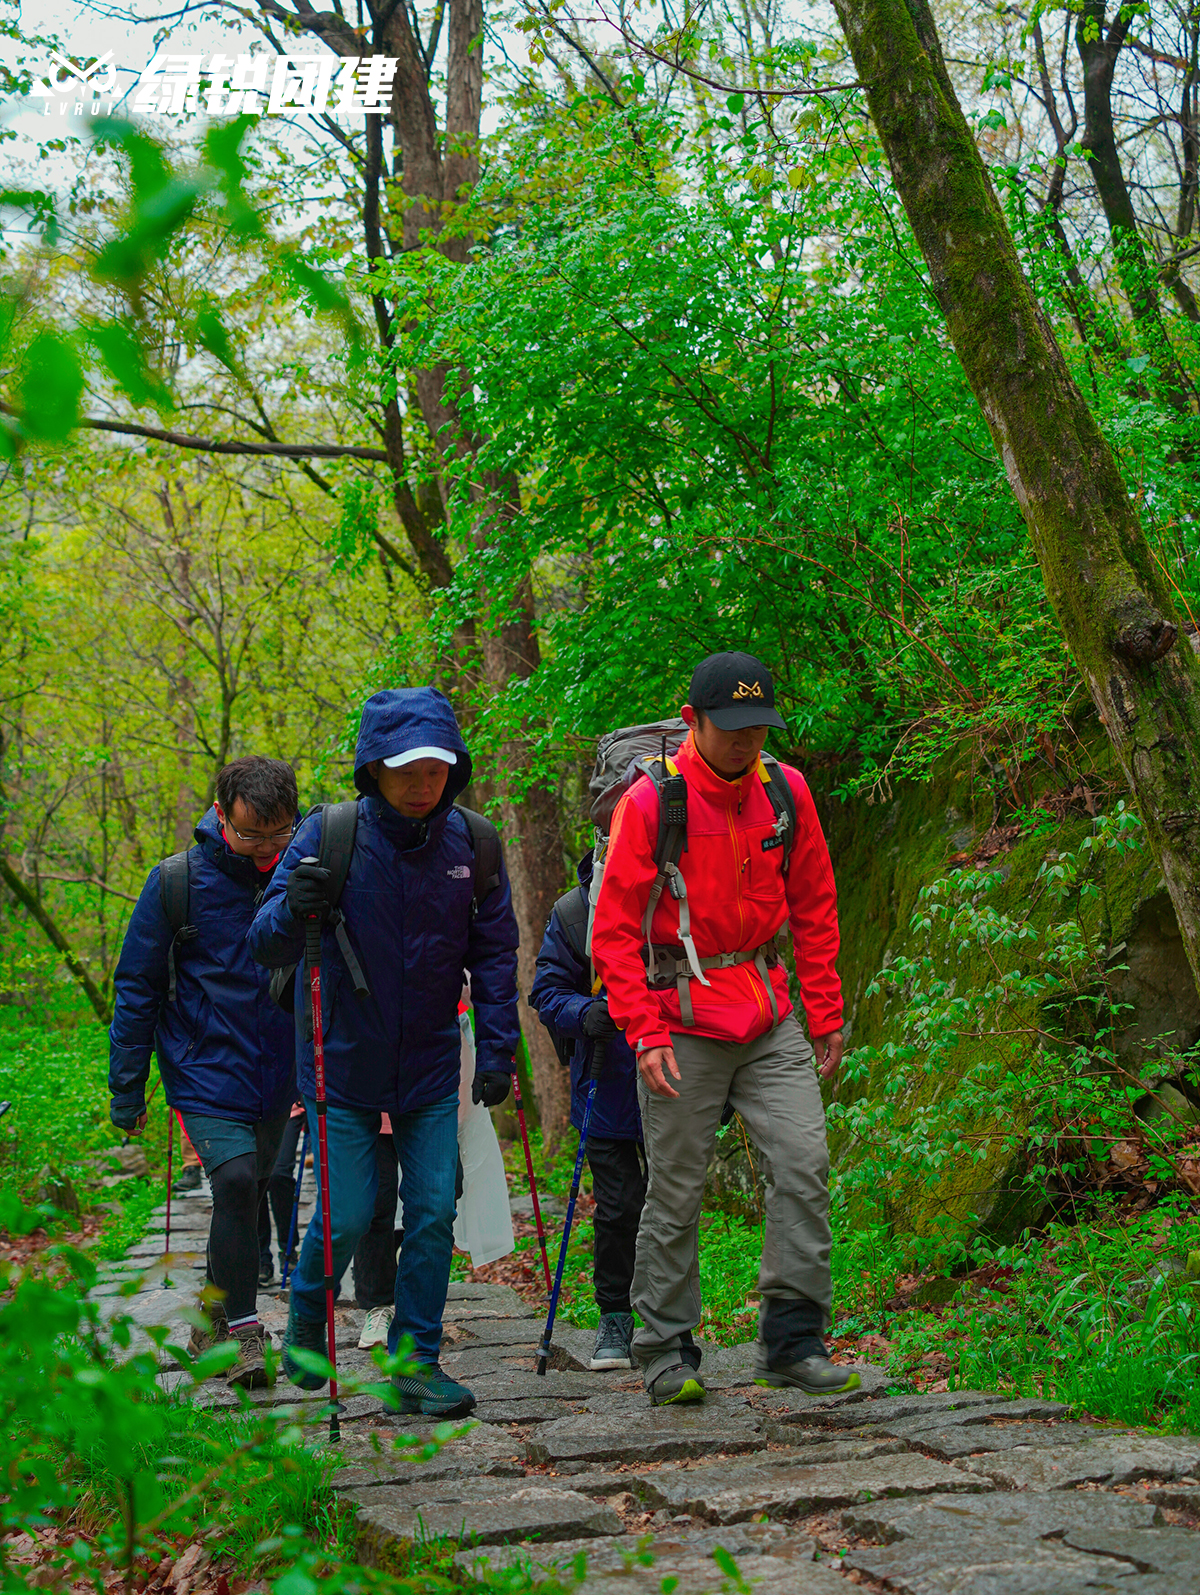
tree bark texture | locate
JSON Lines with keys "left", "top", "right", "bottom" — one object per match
{"left": 263, "top": 0, "right": 570, "bottom": 1135}
{"left": 833, "top": 0, "right": 1200, "bottom": 994}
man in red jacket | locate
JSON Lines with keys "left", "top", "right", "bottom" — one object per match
{"left": 590, "top": 652, "right": 856, "bottom": 1406}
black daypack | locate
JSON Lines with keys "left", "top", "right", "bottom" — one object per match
{"left": 541, "top": 885, "right": 590, "bottom": 1069}
{"left": 268, "top": 799, "right": 503, "bottom": 1011}
{"left": 158, "top": 850, "right": 198, "bottom": 1004}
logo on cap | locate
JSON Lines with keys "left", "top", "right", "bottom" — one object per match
{"left": 732, "top": 680, "right": 765, "bottom": 700}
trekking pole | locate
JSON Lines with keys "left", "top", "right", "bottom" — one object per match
{"left": 163, "top": 1107, "right": 175, "bottom": 1286}
{"left": 303, "top": 873, "right": 341, "bottom": 1442}
{"left": 513, "top": 1032, "right": 552, "bottom": 1294}
{"left": 537, "top": 1038, "right": 604, "bottom": 1375}
{"left": 280, "top": 1124, "right": 310, "bottom": 1290}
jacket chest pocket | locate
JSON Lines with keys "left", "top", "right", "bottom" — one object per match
{"left": 741, "top": 821, "right": 787, "bottom": 904}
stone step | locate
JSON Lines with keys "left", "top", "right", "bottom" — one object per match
{"left": 351, "top": 1481, "right": 623, "bottom": 1558}
{"left": 900, "top": 1418, "right": 1098, "bottom": 1459}
{"left": 457, "top": 1526, "right": 849, "bottom": 1593}
{"left": 633, "top": 1451, "right": 987, "bottom": 1524}
{"left": 957, "top": 1432, "right": 1200, "bottom": 1491}
{"left": 525, "top": 1408, "right": 768, "bottom": 1467}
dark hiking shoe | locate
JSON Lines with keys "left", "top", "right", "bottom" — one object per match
{"left": 756, "top": 1356, "right": 862, "bottom": 1396}
{"left": 172, "top": 1163, "right": 203, "bottom": 1196}
{"left": 282, "top": 1300, "right": 329, "bottom": 1391}
{"left": 187, "top": 1298, "right": 228, "bottom": 1366}
{"left": 590, "top": 1312, "right": 634, "bottom": 1370}
{"left": 648, "top": 1364, "right": 707, "bottom": 1406}
{"left": 228, "top": 1322, "right": 275, "bottom": 1390}
{"left": 390, "top": 1363, "right": 475, "bottom": 1418}
{"left": 258, "top": 1253, "right": 275, "bottom": 1288}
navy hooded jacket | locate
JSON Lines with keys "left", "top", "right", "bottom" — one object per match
{"left": 109, "top": 808, "right": 297, "bottom": 1122}
{"left": 248, "top": 687, "right": 521, "bottom": 1118}
{"left": 529, "top": 852, "right": 641, "bottom": 1142}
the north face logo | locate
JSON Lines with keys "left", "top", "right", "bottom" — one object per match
{"left": 447, "top": 865, "right": 471, "bottom": 879}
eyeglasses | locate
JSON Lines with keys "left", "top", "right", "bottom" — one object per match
{"left": 227, "top": 821, "right": 298, "bottom": 846}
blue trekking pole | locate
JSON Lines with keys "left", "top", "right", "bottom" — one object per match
{"left": 280, "top": 1124, "right": 310, "bottom": 1290}
{"left": 536, "top": 1040, "right": 605, "bottom": 1375}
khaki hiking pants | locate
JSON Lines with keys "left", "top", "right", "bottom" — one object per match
{"left": 632, "top": 1014, "right": 832, "bottom": 1388}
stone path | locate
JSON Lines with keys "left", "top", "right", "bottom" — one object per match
{"left": 97, "top": 1180, "right": 1200, "bottom": 1593}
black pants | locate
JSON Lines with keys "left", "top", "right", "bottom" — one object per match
{"left": 257, "top": 1112, "right": 305, "bottom": 1268}
{"left": 352, "top": 1135, "right": 402, "bottom": 1311}
{"left": 586, "top": 1136, "right": 647, "bottom": 1316}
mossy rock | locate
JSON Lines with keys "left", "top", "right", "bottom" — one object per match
{"left": 806, "top": 736, "right": 1196, "bottom": 1248}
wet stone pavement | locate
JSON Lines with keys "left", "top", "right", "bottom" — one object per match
{"left": 101, "top": 1182, "right": 1200, "bottom": 1593}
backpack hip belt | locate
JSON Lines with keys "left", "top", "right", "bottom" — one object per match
{"left": 645, "top": 936, "right": 783, "bottom": 1028}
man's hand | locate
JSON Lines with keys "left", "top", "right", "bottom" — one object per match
{"left": 582, "top": 999, "right": 619, "bottom": 1039}
{"left": 638, "top": 1045, "right": 681, "bottom": 1098}
{"left": 472, "top": 1070, "right": 512, "bottom": 1108}
{"left": 286, "top": 861, "right": 331, "bottom": 920}
{"left": 813, "top": 1029, "right": 844, "bottom": 1081}
{"left": 110, "top": 1102, "right": 147, "bottom": 1135}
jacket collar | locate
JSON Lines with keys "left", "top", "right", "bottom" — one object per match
{"left": 370, "top": 794, "right": 452, "bottom": 853}
{"left": 676, "top": 732, "right": 759, "bottom": 807}
{"left": 195, "top": 806, "right": 276, "bottom": 891}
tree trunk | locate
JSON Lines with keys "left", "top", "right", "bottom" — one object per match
{"left": 0, "top": 857, "right": 110, "bottom": 1021}
{"left": 833, "top": 0, "right": 1200, "bottom": 993}
{"left": 1074, "top": 3, "right": 1193, "bottom": 404}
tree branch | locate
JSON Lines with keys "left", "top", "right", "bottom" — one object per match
{"left": 0, "top": 858, "right": 110, "bottom": 1021}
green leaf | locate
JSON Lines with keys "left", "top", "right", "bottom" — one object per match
{"left": 19, "top": 330, "right": 83, "bottom": 441}
{"left": 89, "top": 322, "right": 170, "bottom": 408}
{"left": 193, "top": 307, "right": 238, "bottom": 372}
{"left": 726, "top": 93, "right": 745, "bottom": 113}
{"left": 273, "top": 1571, "right": 318, "bottom": 1595}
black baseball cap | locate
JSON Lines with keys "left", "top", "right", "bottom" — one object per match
{"left": 687, "top": 651, "right": 787, "bottom": 731}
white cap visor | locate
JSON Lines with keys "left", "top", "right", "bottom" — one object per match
{"left": 381, "top": 745, "right": 458, "bottom": 770}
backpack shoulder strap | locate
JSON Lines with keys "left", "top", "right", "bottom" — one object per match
{"left": 456, "top": 806, "right": 502, "bottom": 909}
{"left": 316, "top": 800, "right": 358, "bottom": 904}
{"left": 312, "top": 800, "right": 370, "bottom": 999}
{"left": 553, "top": 886, "right": 588, "bottom": 964}
{"left": 759, "top": 755, "right": 798, "bottom": 871}
{"left": 158, "top": 850, "right": 197, "bottom": 1004}
{"left": 631, "top": 754, "right": 707, "bottom": 993}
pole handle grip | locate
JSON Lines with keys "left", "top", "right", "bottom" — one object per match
{"left": 589, "top": 1037, "right": 607, "bottom": 1082}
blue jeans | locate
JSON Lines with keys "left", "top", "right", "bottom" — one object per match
{"left": 290, "top": 1092, "right": 459, "bottom": 1365}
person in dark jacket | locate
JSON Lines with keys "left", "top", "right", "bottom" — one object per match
{"left": 249, "top": 687, "right": 520, "bottom": 1418}
{"left": 109, "top": 756, "right": 299, "bottom": 1388}
{"left": 530, "top": 851, "right": 646, "bottom": 1371}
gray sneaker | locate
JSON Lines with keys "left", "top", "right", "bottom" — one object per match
{"left": 590, "top": 1313, "right": 634, "bottom": 1370}
{"left": 648, "top": 1363, "right": 707, "bottom": 1406}
{"left": 756, "top": 1356, "right": 862, "bottom": 1395}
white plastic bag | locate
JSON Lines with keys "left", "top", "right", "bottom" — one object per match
{"left": 453, "top": 1006, "right": 515, "bottom": 1268}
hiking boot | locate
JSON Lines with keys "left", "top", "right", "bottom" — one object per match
{"left": 756, "top": 1353, "right": 862, "bottom": 1396}
{"left": 648, "top": 1363, "right": 707, "bottom": 1406}
{"left": 282, "top": 1298, "right": 329, "bottom": 1390}
{"left": 258, "top": 1254, "right": 275, "bottom": 1288}
{"left": 358, "top": 1306, "right": 392, "bottom": 1350}
{"left": 390, "top": 1363, "right": 475, "bottom": 1418}
{"left": 228, "top": 1322, "right": 275, "bottom": 1390}
{"left": 187, "top": 1298, "right": 227, "bottom": 1364}
{"left": 590, "top": 1312, "right": 634, "bottom": 1370}
{"left": 172, "top": 1163, "right": 203, "bottom": 1197}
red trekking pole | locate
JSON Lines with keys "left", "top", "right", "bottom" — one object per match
{"left": 514, "top": 1034, "right": 552, "bottom": 1294}
{"left": 303, "top": 877, "right": 341, "bottom": 1441}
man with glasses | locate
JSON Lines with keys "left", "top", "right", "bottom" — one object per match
{"left": 109, "top": 756, "right": 300, "bottom": 1389}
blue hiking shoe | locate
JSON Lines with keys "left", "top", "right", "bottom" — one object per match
{"left": 390, "top": 1362, "right": 475, "bottom": 1418}
{"left": 282, "top": 1299, "right": 328, "bottom": 1391}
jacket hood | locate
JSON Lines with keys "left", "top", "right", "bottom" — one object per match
{"left": 353, "top": 688, "right": 473, "bottom": 815}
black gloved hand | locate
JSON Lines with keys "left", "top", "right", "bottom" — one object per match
{"left": 286, "top": 862, "right": 330, "bottom": 920}
{"left": 720, "top": 1098, "right": 736, "bottom": 1127}
{"left": 582, "top": 998, "right": 619, "bottom": 1039}
{"left": 472, "top": 1070, "right": 512, "bottom": 1108}
{"left": 110, "top": 1100, "right": 146, "bottom": 1132}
